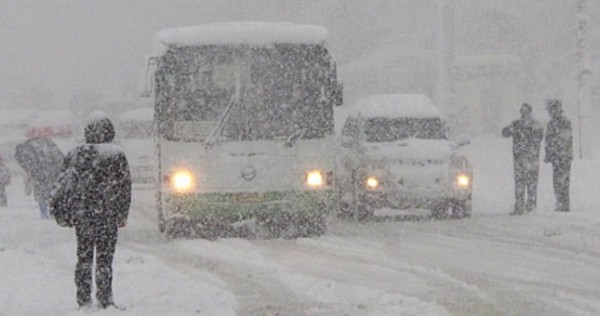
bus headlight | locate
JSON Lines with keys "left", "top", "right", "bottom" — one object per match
{"left": 171, "top": 170, "right": 195, "bottom": 193}
{"left": 306, "top": 170, "right": 324, "bottom": 187}
{"left": 366, "top": 176, "right": 379, "bottom": 190}
{"left": 456, "top": 174, "right": 470, "bottom": 188}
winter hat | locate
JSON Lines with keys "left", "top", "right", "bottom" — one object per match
{"left": 84, "top": 111, "right": 115, "bottom": 144}
{"left": 545, "top": 99, "right": 562, "bottom": 112}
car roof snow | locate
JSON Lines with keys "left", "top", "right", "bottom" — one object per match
{"left": 347, "top": 94, "right": 442, "bottom": 119}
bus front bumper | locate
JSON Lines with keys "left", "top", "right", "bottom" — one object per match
{"left": 162, "top": 190, "right": 334, "bottom": 238}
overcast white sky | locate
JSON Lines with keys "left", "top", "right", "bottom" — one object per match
{"left": 0, "top": 0, "right": 222, "bottom": 108}
{"left": 0, "top": 0, "right": 597, "bottom": 111}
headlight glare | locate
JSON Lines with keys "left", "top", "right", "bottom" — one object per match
{"left": 172, "top": 170, "right": 194, "bottom": 192}
{"left": 366, "top": 176, "right": 379, "bottom": 189}
{"left": 306, "top": 170, "right": 324, "bottom": 187}
{"left": 457, "top": 174, "right": 470, "bottom": 188}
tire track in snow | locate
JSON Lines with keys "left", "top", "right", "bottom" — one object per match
{"left": 123, "top": 239, "right": 324, "bottom": 316}
{"left": 325, "top": 217, "right": 600, "bottom": 315}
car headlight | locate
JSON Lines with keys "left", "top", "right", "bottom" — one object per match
{"left": 306, "top": 170, "right": 324, "bottom": 187}
{"left": 456, "top": 174, "right": 470, "bottom": 188}
{"left": 366, "top": 176, "right": 379, "bottom": 190}
{"left": 171, "top": 170, "right": 195, "bottom": 193}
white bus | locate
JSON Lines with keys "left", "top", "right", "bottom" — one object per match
{"left": 145, "top": 22, "right": 342, "bottom": 238}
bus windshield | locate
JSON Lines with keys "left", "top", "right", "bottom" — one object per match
{"left": 155, "top": 44, "right": 334, "bottom": 142}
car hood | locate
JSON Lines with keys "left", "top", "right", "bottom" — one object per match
{"left": 362, "top": 139, "right": 456, "bottom": 161}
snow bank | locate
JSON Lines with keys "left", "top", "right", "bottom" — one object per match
{"left": 0, "top": 177, "right": 237, "bottom": 316}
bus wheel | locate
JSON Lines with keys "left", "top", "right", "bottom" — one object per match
{"left": 164, "top": 218, "right": 198, "bottom": 239}
{"left": 451, "top": 196, "right": 472, "bottom": 219}
{"left": 432, "top": 203, "right": 452, "bottom": 220}
{"left": 355, "top": 201, "right": 374, "bottom": 221}
{"left": 293, "top": 213, "right": 327, "bottom": 238}
{"left": 164, "top": 219, "right": 183, "bottom": 239}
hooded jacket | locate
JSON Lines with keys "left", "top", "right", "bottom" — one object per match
{"left": 61, "top": 114, "right": 132, "bottom": 225}
{"left": 545, "top": 114, "right": 573, "bottom": 163}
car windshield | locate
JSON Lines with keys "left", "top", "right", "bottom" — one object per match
{"left": 363, "top": 117, "right": 447, "bottom": 142}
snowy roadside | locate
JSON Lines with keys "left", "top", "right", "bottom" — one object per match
{"left": 0, "top": 177, "right": 238, "bottom": 316}
{"left": 2, "top": 135, "right": 600, "bottom": 315}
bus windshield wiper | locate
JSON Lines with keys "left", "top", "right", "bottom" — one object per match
{"left": 285, "top": 129, "right": 305, "bottom": 147}
{"left": 204, "top": 82, "right": 241, "bottom": 149}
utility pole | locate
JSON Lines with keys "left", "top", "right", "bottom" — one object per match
{"left": 576, "top": 0, "right": 591, "bottom": 159}
{"left": 436, "top": 0, "right": 457, "bottom": 131}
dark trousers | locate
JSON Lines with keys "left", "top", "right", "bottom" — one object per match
{"left": 75, "top": 216, "right": 118, "bottom": 307}
{"left": 0, "top": 186, "right": 6, "bottom": 206}
{"left": 38, "top": 200, "right": 48, "bottom": 219}
{"left": 513, "top": 157, "right": 539, "bottom": 213}
{"left": 551, "top": 160, "right": 571, "bottom": 212}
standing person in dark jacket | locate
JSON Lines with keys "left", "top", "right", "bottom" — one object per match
{"left": 0, "top": 155, "right": 10, "bottom": 207}
{"left": 61, "top": 112, "right": 131, "bottom": 309}
{"left": 544, "top": 99, "right": 573, "bottom": 212}
{"left": 502, "top": 103, "right": 544, "bottom": 215}
{"left": 15, "top": 137, "right": 64, "bottom": 218}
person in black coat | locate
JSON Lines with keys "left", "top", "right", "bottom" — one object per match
{"left": 14, "top": 137, "right": 64, "bottom": 218}
{"left": 61, "top": 112, "right": 131, "bottom": 309}
{"left": 544, "top": 99, "right": 573, "bottom": 212}
{"left": 0, "top": 155, "right": 10, "bottom": 207}
{"left": 502, "top": 103, "right": 544, "bottom": 215}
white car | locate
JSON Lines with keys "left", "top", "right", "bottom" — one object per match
{"left": 336, "top": 94, "right": 472, "bottom": 219}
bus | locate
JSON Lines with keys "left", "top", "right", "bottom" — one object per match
{"left": 144, "top": 22, "right": 343, "bottom": 238}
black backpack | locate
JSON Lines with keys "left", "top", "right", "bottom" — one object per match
{"left": 49, "top": 146, "right": 102, "bottom": 227}
{"left": 49, "top": 166, "right": 81, "bottom": 227}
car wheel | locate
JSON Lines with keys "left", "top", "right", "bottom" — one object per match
{"left": 356, "top": 201, "right": 374, "bottom": 221}
{"left": 432, "top": 203, "right": 452, "bottom": 220}
{"left": 451, "top": 197, "right": 472, "bottom": 219}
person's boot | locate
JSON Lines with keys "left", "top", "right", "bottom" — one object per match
{"left": 509, "top": 209, "right": 523, "bottom": 216}
{"left": 98, "top": 300, "right": 125, "bottom": 310}
{"left": 509, "top": 205, "right": 524, "bottom": 216}
{"left": 554, "top": 201, "right": 569, "bottom": 212}
{"left": 525, "top": 202, "right": 536, "bottom": 213}
{"left": 77, "top": 299, "right": 91, "bottom": 310}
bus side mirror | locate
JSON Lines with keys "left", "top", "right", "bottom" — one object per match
{"left": 334, "top": 81, "right": 343, "bottom": 106}
{"left": 141, "top": 56, "right": 158, "bottom": 98}
{"left": 454, "top": 134, "right": 471, "bottom": 147}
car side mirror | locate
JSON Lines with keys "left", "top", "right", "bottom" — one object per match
{"left": 455, "top": 134, "right": 471, "bottom": 147}
{"left": 340, "top": 135, "right": 355, "bottom": 148}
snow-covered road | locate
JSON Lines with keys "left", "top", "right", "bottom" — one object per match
{"left": 2, "top": 135, "right": 600, "bottom": 315}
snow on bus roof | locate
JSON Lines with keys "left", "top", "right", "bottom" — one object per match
{"left": 153, "top": 22, "right": 328, "bottom": 56}
{"left": 347, "top": 94, "right": 442, "bottom": 119}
